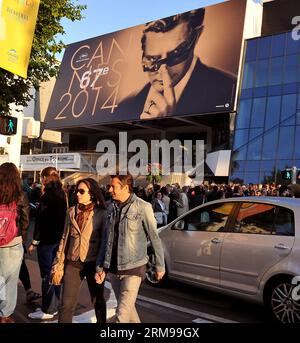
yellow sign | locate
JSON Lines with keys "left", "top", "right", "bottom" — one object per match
{"left": 0, "top": 0, "right": 40, "bottom": 78}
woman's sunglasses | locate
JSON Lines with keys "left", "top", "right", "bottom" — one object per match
{"left": 76, "top": 189, "right": 89, "bottom": 195}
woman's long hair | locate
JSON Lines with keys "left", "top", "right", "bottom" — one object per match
{"left": 75, "top": 178, "right": 106, "bottom": 209}
{"left": 0, "top": 162, "right": 22, "bottom": 204}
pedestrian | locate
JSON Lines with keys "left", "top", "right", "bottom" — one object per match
{"left": 54, "top": 178, "right": 107, "bottom": 323}
{"left": 95, "top": 173, "right": 165, "bottom": 323}
{"left": 19, "top": 246, "right": 41, "bottom": 303}
{"left": 0, "top": 163, "right": 29, "bottom": 323}
{"left": 28, "top": 167, "right": 67, "bottom": 320}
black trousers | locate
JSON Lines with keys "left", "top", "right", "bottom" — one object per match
{"left": 58, "top": 260, "right": 106, "bottom": 323}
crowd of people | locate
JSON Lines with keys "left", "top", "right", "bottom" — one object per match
{"left": 1, "top": 163, "right": 299, "bottom": 324}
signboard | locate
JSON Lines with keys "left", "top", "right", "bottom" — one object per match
{"left": 20, "top": 153, "right": 81, "bottom": 171}
{"left": 45, "top": 0, "right": 246, "bottom": 129}
{"left": 0, "top": 0, "right": 40, "bottom": 78}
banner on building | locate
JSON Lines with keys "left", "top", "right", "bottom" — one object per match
{"left": 0, "top": 0, "right": 40, "bottom": 78}
{"left": 46, "top": 0, "right": 246, "bottom": 129}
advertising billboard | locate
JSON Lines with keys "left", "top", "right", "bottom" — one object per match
{"left": 45, "top": 0, "right": 246, "bottom": 129}
{"left": 0, "top": 0, "right": 40, "bottom": 78}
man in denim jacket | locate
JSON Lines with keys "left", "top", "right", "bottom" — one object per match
{"left": 95, "top": 174, "right": 165, "bottom": 323}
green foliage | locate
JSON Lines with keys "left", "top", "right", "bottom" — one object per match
{"left": 0, "top": 0, "right": 86, "bottom": 115}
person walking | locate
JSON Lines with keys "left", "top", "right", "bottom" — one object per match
{"left": 95, "top": 173, "right": 165, "bottom": 323}
{"left": 28, "top": 167, "right": 67, "bottom": 320}
{"left": 54, "top": 178, "right": 107, "bottom": 323}
{"left": 0, "top": 163, "right": 29, "bottom": 323}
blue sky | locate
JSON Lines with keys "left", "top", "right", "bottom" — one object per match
{"left": 59, "top": 0, "right": 225, "bottom": 54}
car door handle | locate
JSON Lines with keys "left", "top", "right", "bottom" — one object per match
{"left": 211, "top": 238, "right": 222, "bottom": 244}
{"left": 274, "top": 243, "right": 289, "bottom": 250}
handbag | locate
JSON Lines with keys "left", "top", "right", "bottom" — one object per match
{"left": 154, "top": 212, "right": 163, "bottom": 225}
{"left": 50, "top": 224, "right": 70, "bottom": 286}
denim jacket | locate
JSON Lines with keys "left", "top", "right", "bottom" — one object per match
{"left": 97, "top": 194, "right": 165, "bottom": 273}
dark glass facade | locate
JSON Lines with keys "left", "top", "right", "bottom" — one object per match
{"left": 231, "top": 31, "right": 300, "bottom": 184}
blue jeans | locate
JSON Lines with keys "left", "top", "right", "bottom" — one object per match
{"left": 0, "top": 243, "right": 23, "bottom": 317}
{"left": 109, "top": 274, "right": 142, "bottom": 323}
{"left": 37, "top": 244, "right": 61, "bottom": 314}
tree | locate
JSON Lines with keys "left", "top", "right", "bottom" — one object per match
{"left": 0, "top": 0, "right": 86, "bottom": 115}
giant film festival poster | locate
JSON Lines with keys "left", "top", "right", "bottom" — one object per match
{"left": 46, "top": 0, "right": 246, "bottom": 130}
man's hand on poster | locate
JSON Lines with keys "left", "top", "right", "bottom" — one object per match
{"left": 141, "top": 65, "right": 176, "bottom": 119}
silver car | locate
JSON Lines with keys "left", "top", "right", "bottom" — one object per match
{"left": 146, "top": 197, "right": 300, "bottom": 323}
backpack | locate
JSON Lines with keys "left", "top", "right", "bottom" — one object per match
{"left": 0, "top": 202, "right": 18, "bottom": 247}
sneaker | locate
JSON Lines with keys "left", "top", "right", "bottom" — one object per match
{"left": 28, "top": 309, "right": 58, "bottom": 320}
{"left": 26, "top": 290, "right": 42, "bottom": 303}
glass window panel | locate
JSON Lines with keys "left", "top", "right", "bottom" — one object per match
{"left": 247, "top": 136, "right": 262, "bottom": 160}
{"left": 269, "top": 57, "right": 284, "bottom": 85}
{"left": 268, "top": 85, "right": 282, "bottom": 96}
{"left": 255, "top": 60, "right": 269, "bottom": 87}
{"left": 296, "top": 112, "right": 300, "bottom": 125}
{"left": 282, "top": 83, "right": 298, "bottom": 94}
{"left": 241, "top": 89, "right": 253, "bottom": 99}
{"left": 262, "top": 128, "right": 278, "bottom": 160}
{"left": 245, "top": 161, "right": 260, "bottom": 172}
{"left": 242, "top": 62, "right": 256, "bottom": 89}
{"left": 283, "top": 54, "right": 299, "bottom": 84}
{"left": 257, "top": 36, "right": 271, "bottom": 59}
{"left": 251, "top": 98, "right": 266, "bottom": 128}
{"left": 294, "top": 126, "right": 300, "bottom": 159}
{"left": 249, "top": 128, "right": 263, "bottom": 140}
{"left": 282, "top": 117, "right": 295, "bottom": 126}
{"left": 265, "top": 96, "right": 281, "bottom": 130}
{"left": 243, "top": 172, "right": 260, "bottom": 184}
{"left": 277, "top": 126, "right": 295, "bottom": 159}
{"left": 245, "top": 39, "right": 257, "bottom": 62}
{"left": 232, "top": 160, "right": 246, "bottom": 172}
{"left": 271, "top": 34, "right": 286, "bottom": 57}
{"left": 233, "top": 146, "right": 248, "bottom": 161}
{"left": 233, "top": 129, "right": 248, "bottom": 150}
{"left": 281, "top": 94, "right": 297, "bottom": 122}
{"left": 253, "top": 87, "right": 267, "bottom": 98}
{"left": 260, "top": 161, "right": 276, "bottom": 171}
{"left": 286, "top": 32, "right": 299, "bottom": 55}
{"left": 275, "top": 207, "right": 294, "bottom": 236}
{"left": 276, "top": 160, "right": 293, "bottom": 170}
{"left": 236, "top": 99, "right": 252, "bottom": 129}
{"left": 230, "top": 172, "right": 244, "bottom": 184}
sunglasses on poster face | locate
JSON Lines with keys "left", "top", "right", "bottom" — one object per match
{"left": 142, "top": 32, "right": 198, "bottom": 73}
{"left": 76, "top": 189, "right": 90, "bottom": 195}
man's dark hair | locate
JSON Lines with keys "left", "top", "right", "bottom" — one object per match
{"left": 141, "top": 8, "right": 205, "bottom": 52}
{"left": 111, "top": 174, "right": 134, "bottom": 193}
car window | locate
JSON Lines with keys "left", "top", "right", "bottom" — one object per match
{"left": 274, "top": 206, "right": 294, "bottom": 236}
{"left": 175, "top": 203, "right": 235, "bottom": 232}
{"left": 233, "top": 202, "right": 294, "bottom": 236}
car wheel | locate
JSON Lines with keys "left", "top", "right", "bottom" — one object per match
{"left": 265, "top": 277, "right": 300, "bottom": 323}
{"left": 146, "top": 246, "right": 168, "bottom": 287}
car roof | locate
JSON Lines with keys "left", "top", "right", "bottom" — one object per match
{"left": 204, "top": 196, "right": 300, "bottom": 212}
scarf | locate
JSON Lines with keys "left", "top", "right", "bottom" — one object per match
{"left": 76, "top": 202, "right": 94, "bottom": 232}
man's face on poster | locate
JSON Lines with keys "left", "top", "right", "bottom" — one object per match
{"left": 142, "top": 21, "right": 197, "bottom": 93}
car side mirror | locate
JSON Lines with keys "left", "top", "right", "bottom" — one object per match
{"left": 172, "top": 220, "right": 185, "bottom": 231}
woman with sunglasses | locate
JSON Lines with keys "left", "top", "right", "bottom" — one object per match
{"left": 54, "top": 178, "right": 107, "bottom": 323}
